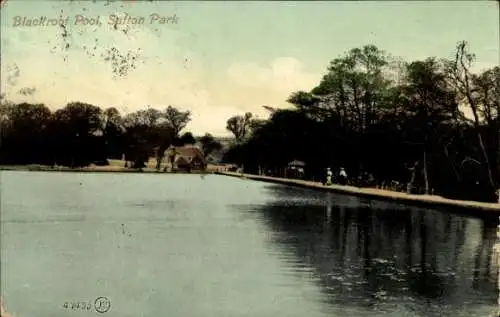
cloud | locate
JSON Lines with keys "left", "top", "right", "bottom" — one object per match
{"left": 226, "top": 57, "right": 319, "bottom": 94}
{"left": 214, "top": 57, "right": 320, "bottom": 115}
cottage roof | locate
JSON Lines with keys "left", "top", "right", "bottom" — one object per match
{"left": 171, "top": 145, "right": 206, "bottom": 164}
{"left": 176, "top": 145, "right": 202, "bottom": 157}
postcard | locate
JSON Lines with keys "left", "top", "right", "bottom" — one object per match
{"left": 1, "top": 1, "right": 499, "bottom": 316}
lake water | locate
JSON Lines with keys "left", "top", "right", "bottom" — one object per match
{"left": 0, "top": 171, "right": 498, "bottom": 317}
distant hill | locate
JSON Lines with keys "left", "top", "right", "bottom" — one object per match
{"left": 214, "top": 137, "right": 234, "bottom": 149}
{"left": 194, "top": 136, "right": 234, "bottom": 149}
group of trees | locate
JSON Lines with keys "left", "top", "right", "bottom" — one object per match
{"left": 223, "top": 41, "right": 499, "bottom": 202}
{"left": 0, "top": 101, "right": 223, "bottom": 169}
{"left": 1, "top": 40, "right": 498, "bottom": 202}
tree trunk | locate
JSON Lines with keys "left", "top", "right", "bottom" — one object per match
{"left": 155, "top": 155, "right": 162, "bottom": 170}
{"left": 155, "top": 150, "right": 164, "bottom": 170}
{"left": 470, "top": 107, "right": 496, "bottom": 194}
{"left": 443, "top": 144, "right": 461, "bottom": 183}
{"left": 423, "top": 149, "right": 429, "bottom": 195}
{"left": 407, "top": 161, "right": 419, "bottom": 194}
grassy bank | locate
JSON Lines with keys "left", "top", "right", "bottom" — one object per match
{"left": 217, "top": 171, "right": 500, "bottom": 214}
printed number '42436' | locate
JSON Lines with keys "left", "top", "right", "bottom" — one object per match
{"left": 63, "top": 301, "right": 92, "bottom": 311}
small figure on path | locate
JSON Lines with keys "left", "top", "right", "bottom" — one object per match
{"left": 367, "top": 173, "right": 375, "bottom": 186}
{"left": 338, "top": 167, "right": 347, "bottom": 185}
{"left": 325, "top": 168, "right": 333, "bottom": 186}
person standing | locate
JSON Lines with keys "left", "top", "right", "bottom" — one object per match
{"left": 325, "top": 168, "right": 333, "bottom": 185}
{"left": 338, "top": 167, "right": 347, "bottom": 185}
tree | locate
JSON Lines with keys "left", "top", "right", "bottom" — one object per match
{"left": 444, "top": 41, "right": 498, "bottom": 201}
{"left": 226, "top": 112, "right": 253, "bottom": 142}
{"left": 248, "top": 118, "right": 267, "bottom": 135}
{"left": 163, "top": 106, "right": 191, "bottom": 137}
{"left": 292, "top": 45, "right": 394, "bottom": 177}
{"left": 122, "top": 110, "right": 151, "bottom": 168}
{"left": 471, "top": 66, "right": 500, "bottom": 181}
{"left": 0, "top": 102, "right": 52, "bottom": 164}
{"left": 102, "top": 107, "right": 125, "bottom": 159}
{"left": 151, "top": 122, "right": 175, "bottom": 170}
{"left": 0, "top": 96, "right": 11, "bottom": 154}
{"left": 123, "top": 108, "right": 174, "bottom": 170}
{"left": 51, "top": 102, "right": 105, "bottom": 167}
{"left": 199, "top": 133, "right": 222, "bottom": 157}
{"left": 54, "top": 102, "right": 103, "bottom": 135}
{"left": 287, "top": 91, "right": 324, "bottom": 120}
{"left": 398, "top": 58, "right": 459, "bottom": 194}
{"left": 178, "top": 132, "right": 196, "bottom": 145}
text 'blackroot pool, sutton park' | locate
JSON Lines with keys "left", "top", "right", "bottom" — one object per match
{"left": 12, "top": 13, "right": 179, "bottom": 27}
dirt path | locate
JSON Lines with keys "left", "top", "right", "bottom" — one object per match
{"left": 218, "top": 171, "right": 500, "bottom": 213}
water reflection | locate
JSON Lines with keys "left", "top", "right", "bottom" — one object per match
{"left": 251, "top": 185, "right": 498, "bottom": 317}
{"left": 2, "top": 173, "right": 498, "bottom": 317}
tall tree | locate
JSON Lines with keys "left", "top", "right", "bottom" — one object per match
{"left": 163, "top": 105, "right": 191, "bottom": 137}
{"left": 102, "top": 107, "right": 125, "bottom": 159}
{"left": 445, "top": 41, "right": 498, "bottom": 200}
{"left": 51, "top": 102, "right": 104, "bottom": 166}
{"left": 226, "top": 112, "right": 253, "bottom": 142}
{"left": 399, "top": 58, "right": 459, "bottom": 194}
{"left": 471, "top": 66, "right": 500, "bottom": 179}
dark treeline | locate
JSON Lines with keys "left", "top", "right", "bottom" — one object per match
{"left": 223, "top": 41, "right": 499, "bottom": 202}
{"left": 1, "top": 41, "right": 498, "bottom": 202}
{"left": 0, "top": 101, "right": 223, "bottom": 169}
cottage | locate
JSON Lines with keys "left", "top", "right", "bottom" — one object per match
{"left": 167, "top": 145, "right": 206, "bottom": 172}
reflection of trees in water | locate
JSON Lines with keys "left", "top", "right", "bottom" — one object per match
{"left": 472, "top": 219, "right": 498, "bottom": 294}
{"left": 255, "top": 189, "right": 498, "bottom": 311}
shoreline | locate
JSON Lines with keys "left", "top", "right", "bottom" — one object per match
{"left": 2, "top": 166, "right": 499, "bottom": 214}
{"left": 216, "top": 171, "right": 500, "bottom": 214}
{"left": 0, "top": 164, "right": 211, "bottom": 175}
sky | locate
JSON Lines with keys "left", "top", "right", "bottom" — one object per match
{"left": 0, "top": 1, "right": 498, "bottom": 136}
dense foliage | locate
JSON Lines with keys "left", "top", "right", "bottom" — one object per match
{"left": 223, "top": 42, "right": 499, "bottom": 202}
{"left": 0, "top": 102, "right": 207, "bottom": 169}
